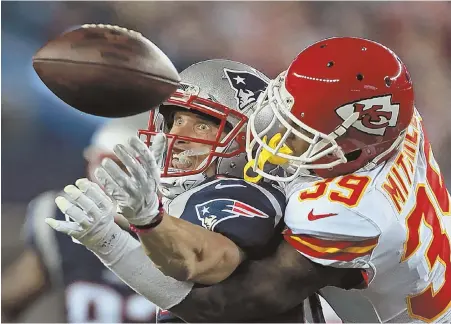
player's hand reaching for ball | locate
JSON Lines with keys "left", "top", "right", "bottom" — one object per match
{"left": 94, "top": 133, "right": 167, "bottom": 227}
{"left": 46, "top": 178, "right": 128, "bottom": 258}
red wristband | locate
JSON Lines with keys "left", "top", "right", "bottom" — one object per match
{"left": 129, "top": 200, "right": 164, "bottom": 234}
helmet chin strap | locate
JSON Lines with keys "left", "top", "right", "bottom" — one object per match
{"left": 359, "top": 130, "right": 406, "bottom": 172}
{"left": 244, "top": 133, "right": 293, "bottom": 183}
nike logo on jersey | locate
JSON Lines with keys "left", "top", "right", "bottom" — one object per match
{"left": 307, "top": 209, "right": 338, "bottom": 221}
{"left": 215, "top": 183, "right": 246, "bottom": 190}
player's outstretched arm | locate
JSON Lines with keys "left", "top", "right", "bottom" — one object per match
{"left": 94, "top": 134, "right": 245, "bottom": 284}
{"left": 135, "top": 212, "right": 246, "bottom": 284}
{"left": 47, "top": 179, "right": 345, "bottom": 322}
{"left": 47, "top": 178, "right": 195, "bottom": 311}
{"left": 170, "top": 239, "right": 356, "bottom": 322}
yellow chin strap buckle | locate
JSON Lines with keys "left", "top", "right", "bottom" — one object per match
{"left": 244, "top": 133, "right": 293, "bottom": 183}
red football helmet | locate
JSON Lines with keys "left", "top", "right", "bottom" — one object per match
{"left": 247, "top": 37, "right": 414, "bottom": 181}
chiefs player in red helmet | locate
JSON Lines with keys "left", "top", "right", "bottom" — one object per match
{"left": 171, "top": 37, "right": 450, "bottom": 323}
{"left": 246, "top": 37, "right": 413, "bottom": 181}
{"left": 234, "top": 36, "right": 450, "bottom": 323}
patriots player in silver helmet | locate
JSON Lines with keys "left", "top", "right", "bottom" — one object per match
{"left": 141, "top": 60, "right": 274, "bottom": 200}
{"left": 104, "top": 59, "right": 284, "bottom": 283}
{"left": 47, "top": 60, "right": 315, "bottom": 322}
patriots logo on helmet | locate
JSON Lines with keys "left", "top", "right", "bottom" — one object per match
{"left": 224, "top": 69, "right": 268, "bottom": 111}
{"left": 195, "top": 198, "right": 269, "bottom": 231}
{"left": 335, "top": 95, "right": 400, "bottom": 136}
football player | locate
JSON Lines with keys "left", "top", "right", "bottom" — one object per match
{"left": 154, "top": 37, "right": 450, "bottom": 323}
{"left": 2, "top": 113, "right": 157, "bottom": 323}
{"left": 235, "top": 36, "right": 450, "bottom": 322}
{"left": 47, "top": 60, "right": 313, "bottom": 322}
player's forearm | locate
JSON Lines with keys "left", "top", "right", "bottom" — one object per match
{"left": 138, "top": 213, "right": 245, "bottom": 284}
{"left": 90, "top": 228, "right": 194, "bottom": 310}
{"left": 171, "top": 261, "right": 302, "bottom": 322}
{"left": 169, "top": 241, "right": 330, "bottom": 322}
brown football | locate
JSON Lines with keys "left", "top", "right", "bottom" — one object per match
{"left": 33, "top": 24, "right": 180, "bottom": 117}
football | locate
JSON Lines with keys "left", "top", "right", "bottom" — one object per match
{"left": 33, "top": 24, "right": 180, "bottom": 118}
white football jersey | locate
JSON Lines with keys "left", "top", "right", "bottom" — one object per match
{"left": 282, "top": 111, "right": 451, "bottom": 323}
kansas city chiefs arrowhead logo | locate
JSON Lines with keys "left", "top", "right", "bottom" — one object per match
{"left": 223, "top": 69, "right": 268, "bottom": 111}
{"left": 336, "top": 95, "right": 400, "bottom": 136}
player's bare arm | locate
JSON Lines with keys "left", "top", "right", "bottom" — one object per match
{"left": 136, "top": 211, "right": 246, "bottom": 283}
{"left": 170, "top": 239, "right": 359, "bottom": 322}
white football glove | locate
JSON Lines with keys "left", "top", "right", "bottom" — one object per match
{"left": 46, "top": 178, "right": 128, "bottom": 259}
{"left": 94, "top": 133, "right": 167, "bottom": 226}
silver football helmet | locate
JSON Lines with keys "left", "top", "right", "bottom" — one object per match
{"left": 138, "top": 59, "right": 274, "bottom": 197}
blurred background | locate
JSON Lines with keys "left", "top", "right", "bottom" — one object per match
{"left": 2, "top": 1, "right": 451, "bottom": 322}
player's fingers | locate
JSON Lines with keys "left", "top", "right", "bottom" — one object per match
{"left": 129, "top": 135, "right": 162, "bottom": 181}
{"left": 150, "top": 133, "right": 167, "bottom": 167}
{"left": 54, "top": 196, "right": 91, "bottom": 228}
{"left": 64, "top": 185, "right": 103, "bottom": 220}
{"left": 128, "top": 137, "right": 161, "bottom": 194}
{"left": 113, "top": 144, "right": 149, "bottom": 189}
{"left": 100, "top": 158, "right": 139, "bottom": 198}
{"left": 45, "top": 218, "right": 83, "bottom": 237}
{"left": 75, "top": 178, "right": 115, "bottom": 213}
{"left": 94, "top": 166, "right": 131, "bottom": 204}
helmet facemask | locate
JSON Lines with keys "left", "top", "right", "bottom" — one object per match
{"left": 246, "top": 72, "right": 354, "bottom": 182}
{"left": 139, "top": 84, "right": 247, "bottom": 178}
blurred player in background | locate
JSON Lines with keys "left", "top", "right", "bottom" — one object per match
{"left": 2, "top": 113, "right": 157, "bottom": 323}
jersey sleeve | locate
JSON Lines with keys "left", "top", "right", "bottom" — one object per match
{"left": 168, "top": 177, "right": 286, "bottom": 257}
{"left": 283, "top": 190, "right": 381, "bottom": 285}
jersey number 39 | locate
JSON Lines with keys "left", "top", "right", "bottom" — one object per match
{"left": 402, "top": 137, "right": 451, "bottom": 322}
